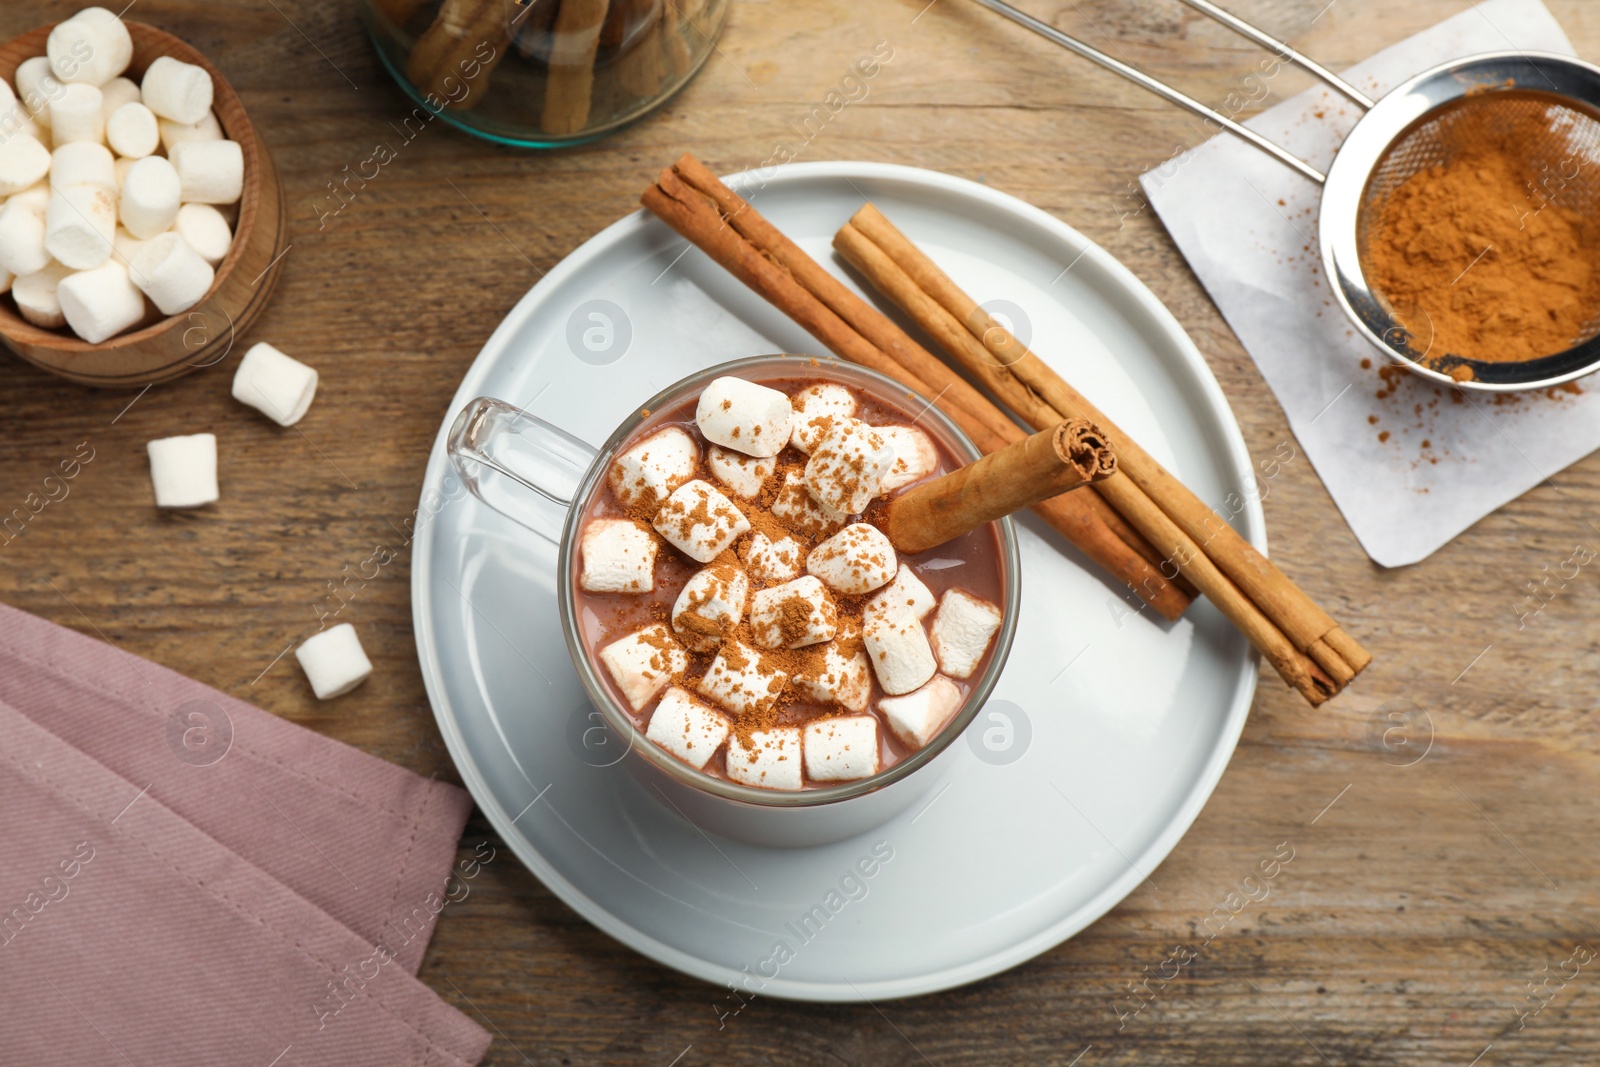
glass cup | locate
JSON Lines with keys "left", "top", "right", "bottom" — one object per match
{"left": 360, "top": 0, "right": 730, "bottom": 147}
{"left": 447, "top": 355, "right": 1021, "bottom": 846}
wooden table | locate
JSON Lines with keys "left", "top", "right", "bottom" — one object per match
{"left": 6, "top": 1, "right": 1599, "bottom": 1063}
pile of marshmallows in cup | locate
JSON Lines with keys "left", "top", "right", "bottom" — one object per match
{"left": 0, "top": 7, "right": 242, "bottom": 342}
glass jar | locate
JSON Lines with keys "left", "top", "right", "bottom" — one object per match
{"left": 361, "top": 0, "right": 730, "bottom": 147}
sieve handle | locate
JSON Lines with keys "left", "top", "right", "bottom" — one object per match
{"left": 1175, "top": 0, "right": 1375, "bottom": 110}
{"left": 969, "top": 0, "right": 1328, "bottom": 185}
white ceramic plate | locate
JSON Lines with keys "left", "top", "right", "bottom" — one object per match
{"left": 411, "top": 162, "right": 1263, "bottom": 1002}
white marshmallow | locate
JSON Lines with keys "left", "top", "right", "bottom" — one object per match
{"left": 145, "top": 432, "right": 218, "bottom": 508}
{"left": 792, "top": 643, "right": 872, "bottom": 712}
{"left": 789, "top": 382, "right": 857, "bottom": 454}
{"left": 807, "top": 522, "right": 897, "bottom": 595}
{"left": 0, "top": 198, "right": 50, "bottom": 277}
{"left": 879, "top": 675, "right": 962, "bottom": 749}
{"left": 8, "top": 182, "right": 50, "bottom": 211}
{"left": 175, "top": 203, "right": 232, "bottom": 265}
{"left": 865, "top": 564, "right": 936, "bottom": 624}
{"left": 50, "top": 142, "right": 115, "bottom": 190}
{"left": 58, "top": 259, "right": 144, "bottom": 343}
{"left": 106, "top": 101, "right": 159, "bottom": 158}
{"left": 652, "top": 479, "right": 750, "bottom": 564}
{"left": 99, "top": 76, "right": 140, "bottom": 118}
{"left": 803, "top": 715, "right": 880, "bottom": 782}
{"left": 128, "top": 231, "right": 212, "bottom": 315}
{"left": 139, "top": 56, "right": 214, "bottom": 124}
{"left": 863, "top": 611, "right": 937, "bottom": 696}
{"left": 45, "top": 184, "right": 116, "bottom": 269}
{"left": 169, "top": 139, "right": 243, "bottom": 205}
{"left": 705, "top": 444, "right": 774, "bottom": 500}
{"left": 119, "top": 155, "right": 181, "bottom": 239}
{"left": 670, "top": 561, "right": 748, "bottom": 653}
{"left": 877, "top": 425, "right": 939, "bottom": 493}
{"left": 607, "top": 426, "right": 698, "bottom": 511}
{"left": 770, "top": 470, "right": 846, "bottom": 540}
{"left": 16, "top": 58, "right": 64, "bottom": 124}
{"left": 0, "top": 134, "right": 50, "bottom": 195}
{"left": 112, "top": 156, "right": 134, "bottom": 190}
{"left": 48, "top": 83, "right": 103, "bottom": 145}
{"left": 749, "top": 575, "right": 837, "bottom": 650}
{"left": 112, "top": 225, "right": 147, "bottom": 263}
{"left": 294, "top": 623, "right": 373, "bottom": 700}
{"left": 578, "top": 518, "right": 659, "bottom": 593}
{"left": 598, "top": 624, "right": 688, "bottom": 711}
{"left": 645, "top": 686, "right": 730, "bottom": 771}
{"left": 695, "top": 376, "right": 792, "bottom": 458}
{"left": 11, "top": 262, "right": 71, "bottom": 328}
{"left": 48, "top": 8, "right": 133, "bottom": 87}
{"left": 158, "top": 110, "right": 223, "bottom": 153}
{"left": 726, "top": 727, "right": 803, "bottom": 791}
{"left": 742, "top": 531, "right": 804, "bottom": 583}
{"left": 231, "top": 342, "right": 319, "bottom": 426}
{"left": 804, "top": 417, "right": 893, "bottom": 514}
{"left": 696, "top": 639, "right": 789, "bottom": 717}
{"left": 931, "top": 590, "right": 1003, "bottom": 679}
{"left": 0, "top": 107, "right": 46, "bottom": 148}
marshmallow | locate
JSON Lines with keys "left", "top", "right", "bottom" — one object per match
{"left": 175, "top": 203, "right": 232, "bottom": 265}
{"left": 231, "top": 342, "right": 319, "bottom": 426}
{"left": 9, "top": 183, "right": 50, "bottom": 211}
{"left": 750, "top": 575, "right": 837, "bottom": 650}
{"left": 598, "top": 624, "right": 688, "bottom": 711}
{"left": 0, "top": 134, "right": 50, "bottom": 195}
{"left": 50, "top": 142, "right": 115, "bottom": 190}
{"left": 789, "top": 382, "right": 857, "bottom": 454}
{"left": 48, "top": 8, "right": 133, "bottom": 87}
{"left": 726, "top": 727, "right": 803, "bottom": 790}
{"left": 119, "top": 155, "right": 182, "bottom": 239}
{"left": 652, "top": 479, "right": 750, "bottom": 564}
{"left": 146, "top": 432, "right": 218, "bottom": 508}
{"left": 16, "top": 58, "right": 64, "bottom": 124}
{"left": 294, "top": 623, "right": 373, "bottom": 699}
{"left": 99, "top": 76, "right": 140, "bottom": 117}
{"left": 863, "top": 611, "right": 937, "bottom": 696}
{"left": 158, "top": 109, "right": 223, "bottom": 153}
{"left": 695, "top": 376, "right": 792, "bottom": 458}
{"left": 129, "top": 231, "right": 213, "bottom": 315}
{"left": 742, "top": 531, "right": 804, "bottom": 583}
{"left": 645, "top": 686, "right": 730, "bottom": 771}
{"left": 770, "top": 470, "right": 846, "bottom": 540}
{"left": 931, "top": 590, "right": 1003, "bottom": 679}
{"left": 804, "top": 417, "right": 894, "bottom": 514}
{"left": 139, "top": 56, "right": 214, "bottom": 125}
{"left": 696, "top": 639, "right": 789, "bottom": 717}
{"left": 0, "top": 267, "right": 11, "bottom": 295}
{"left": 169, "top": 139, "right": 243, "bottom": 205}
{"left": 11, "top": 262, "right": 71, "bottom": 328}
{"left": 607, "top": 426, "right": 698, "bottom": 511}
{"left": 113, "top": 225, "right": 147, "bottom": 263}
{"left": 877, "top": 425, "right": 939, "bottom": 493}
{"left": 0, "top": 198, "right": 49, "bottom": 277}
{"left": 0, "top": 107, "right": 46, "bottom": 148}
{"left": 579, "top": 518, "right": 659, "bottom": 593}
{"left": 48, "top": 83, "right": 103, "bottom": 145}
{"left": 705, "top": 444, "right": 774, "bottom": 500}
{"left": 865, "top": 564, "right": 936, "bottom": 624}
{"left": 106, "top": 101, "right": 159, "bottom": 158}
{"left": 112, "top": 156, "right": 134, "bottom": 190}
{"left": 807, "top": 522, "right": 897, "bottom": 595}
{"left": 45, "top": 184, "right": 116, "bottom": 269}
{"left": 803, "top": 715, "right": 880, "bottom": 782}
{"left": 879, "top": 675, "right": 963, "bottom": 749}
{"left": 792, "top": 642, "right": 872, "bottom": 712}
{"left": 58, "top": 259, "right": 145, "bottom": 343}
{"left": 671, "top": 561, "right": 748, "bottom": 652}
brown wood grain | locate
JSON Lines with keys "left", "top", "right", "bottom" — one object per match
{"left": 4, "top": 1, "right": 1599, "bottom": 1064}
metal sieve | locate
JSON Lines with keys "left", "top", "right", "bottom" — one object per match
{"left": 973, "top": 0, "right": 1600, "bottom": 392}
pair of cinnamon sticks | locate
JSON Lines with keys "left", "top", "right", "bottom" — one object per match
{"left": 640, "top": 154, "right": 1371, "bottom": 706}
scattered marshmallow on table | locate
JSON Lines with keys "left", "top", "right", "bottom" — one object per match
{"left": 129, "top": 232, "right": 212, "bottom": 315}
{"left": 652, "top": 479, "right": 750, "bottom": 564}
{"left": 169, "top": 139, "right": 243, "bottom": 205}
{"left": 139, "top": 55, "right": 214, "bottom": 124}
{"left": 878, "top": 675, "right": 962, "bottom": 749}
{"left": 598, "top": 624, "right": 687, "bottom": 711}
{"left": 0, "top": 134, "right": 50, "bottom": 195}
{"left": 770, "top": 470, "right": 846, "bottom": 540}
{"left": 792, "top": 642, "right": 872, "bottom": 712}
{"left": 145, "top": 432, "right": 218, "bottom": 508}
{"left": 750, "top": 575, "right": 837, "bottom": 650}
{"left": 49, "top": 82, "right": 104, "bottom": 144}
{"left": 705, "top": 444, "right": 773, "bottom": 500}
{"left": 726, "top": 727, "right": 803, "bottom": 790}
{"left": 58, "top": 259, "right": 145, "bottom": 343}
{"left": 671, "top": 562, "right": 748, "bottom": 653}
{"left": 742, "top": 531, "right": 803, "bottom": 583}
{"left": 695, "top": 376, "right": 792, "bottom": 458}
{"left": 696, "top": 639, "right": 789, "bottom": 717}
{"left": 863, "top": 609, "right": 937, "bottom": 696}
{"left": 578, "top": 518, "right": 658, "bottom": 593}
{"left": 877, "top": 425, "right": 939, "bottom": 493}
{"left": 45, "top": 184, "right": 116, "bottom": 269}
{"left": 106, "top": 101, "right": 159, "bottom": 158}
{"left": 804, "top": 417, "right": 894, "bottom": 515}
{"left": 0, "top": 197, "right": 50, "bottom": 277}
{"left": 607, "top": 425, "right": 698, "bottom": 511}
{"left": 807, "top": 522, "right": 897, "bottom": 595}
{"left": 12, "top": 263, "right": 71, "bottom": 328}
{"left": 175, "top": 203, "right": 233, "bottom": 265}
{"left": 51, "top": 142, "right": 116, "bottom": 190}
{"left": 119, "top": 155, "right": 181, "bottom": 238}
{"left": 866, "top": 564, "right": 936, "bottom": 624}
{"left": 158, "top": 109, "right": 222, "bottom": 153}
{"left": 231, "top": 342, "right": 319, "bottom": 427}
{"left": 803, "top": 715, "right": 880, "bottom": 781}
{"left": 931, "top": 589, "right": 1003, "bottom": 679}
{"left": 48, "top": 8, "right": 133, "bottom": 87}
{"left": 645, "top": 687, "right": 730, "bottom": 771}
{"left": 294, "top": 623, "right": 373, "bottom": 700}
{"left": 789, "top": 382, "right": 856, "bottom": 454}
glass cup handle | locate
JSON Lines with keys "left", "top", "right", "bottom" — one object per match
{"left": 447, "top": 397, "right": 599, "bottom": 544}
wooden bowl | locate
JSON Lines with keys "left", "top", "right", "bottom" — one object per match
{"left": 0, "top": 21, "right": 286, "bottom": 388}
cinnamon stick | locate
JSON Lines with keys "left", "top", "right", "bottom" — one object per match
{"left": 542, "top": 0, "right": 609, "bottom": 135}
{"left": 404, "top": 0, "right": 520, "bottom": 111}
{"left": 887, "top": 419, "right": 1116, "bottom": 553}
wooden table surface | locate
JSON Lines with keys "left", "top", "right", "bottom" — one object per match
{"left": 7, "top": 0, "right": 1600, "bottom": 1063}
